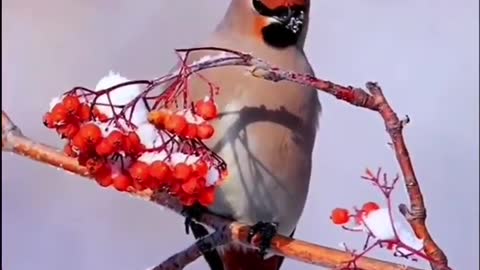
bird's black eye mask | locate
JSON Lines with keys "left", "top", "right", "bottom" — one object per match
{"left": 252, "top": 0, "right": 305, "bottom": 25}
{"left": 252, "top": 0, "right": 306, "bottom": 48}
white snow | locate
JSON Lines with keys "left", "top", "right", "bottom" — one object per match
{"left": 94, "top": 71, "right": 148, "bottom": 127}
{"left": 176, "top": 109, "right": 205, "bottom": 124}
{"left": 362, "top": 208, "right": 396, "bottom": 240}
{"left": 108, "top": 156, "right": 132, "bottom": 178}
{"left": 169, "top": 152, "right": 200, "bottom": 165}
{"left": 359, "top": 207, "right": 424, "bottom": 252}
{"left": 395, "top": 222, "right": 424, "bottom": 253}
{"left": 206, "top": 167, "right": 220, "bottom": 186}
{"left": 137, "top": 151, "right": 169, "bottom": 164}
{"left": 94, "top": 121, "right": 120, "bottom": 137}
{"left": 49, "top": 96, "right": 63, "bottom": 111}
{"left": 190, "top": 52, "right": 229, "bottom": 67}
{"left": 135, "top": 123, "right": 162, "bottom": 149}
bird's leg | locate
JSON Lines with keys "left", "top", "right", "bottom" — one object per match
{"left": 247, "top": 221, "right": 279, "bottom": 258}
{"left": 182, "top": 204, "right": 225, "bottom": 270}
{"left": 182, "top": 203, "right": 207, "bottom": 235}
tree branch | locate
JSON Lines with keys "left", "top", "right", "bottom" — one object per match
{"left": 2, "top": 111, "right": 421, "bottom": 270}
{"left": 2, "top": 47, "right": 450, "bottom": 270}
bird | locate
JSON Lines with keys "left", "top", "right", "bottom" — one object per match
{"left": 166, "top": 0, "right": 321, "bottom": 269}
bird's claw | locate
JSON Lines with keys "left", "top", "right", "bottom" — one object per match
{"left": 247, "top": 221, "right": 278, "bottom": 258}
{"left": 182, "top": 203, "right": 206, "bottom": 235}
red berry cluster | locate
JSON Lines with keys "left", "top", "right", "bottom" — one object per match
{"left": 42, "top": 92, "right": 226, "bottom": 207}
{"left": 148, "top": 98, "right": 217, "bottom": 140}
{"left": 330, "top": 201, "right": 380, "bottom": 225}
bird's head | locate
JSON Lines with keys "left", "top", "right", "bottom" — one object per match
{"left": 219, "top": 0, "right": 310, "bottom": 49}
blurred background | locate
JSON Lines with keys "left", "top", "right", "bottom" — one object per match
{"left": 2, "top": 0, "right": 478, "bottom": 269}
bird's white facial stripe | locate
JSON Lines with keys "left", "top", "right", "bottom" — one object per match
{"left": 265, "top": 16, "right": 281, "bottom": 24}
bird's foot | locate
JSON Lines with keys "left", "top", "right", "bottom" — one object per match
{"left": 182, "top": 204, "right": 224, "bottom": 270}
{"left": 182, "top": 203, "right": 207, "bottom": 235}
{"left": 247, "top": 221, "right": 278, "bottom": 258}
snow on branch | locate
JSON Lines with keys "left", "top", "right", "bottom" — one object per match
{"left": 2, "top": 47, "right": 450, "bottom": 270}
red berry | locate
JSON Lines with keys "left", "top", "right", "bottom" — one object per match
{"left": 169, "top": 182, "right": 181, "bottom": 194}
{"left": 71, "top": 133, "right": 89, "bottom": 153}
{"left": 195, "top": 100, "right": 218, "bottom": 120}
{"left": 62, "top": 95, "right": 81, "bottom": 115}
{"left": 196, "top": 177, "right": 207, "bottom": 188}
{"left": 173, "top": 163, "right": 192, "bottom": 180}
{"left": 95, "top": 139, "right": 115, "bottom": 157}
{"left": 113, "top": 173, "right": 132, "bottom": 192}
{"left": 124, "top": 132, "right": 144, "bottom": 156}
{"left": 148, "top": 110, "right": 170, "bottom": 128}
{"left": 77, "top": 104, "right": 92, "bottom": 122}
{"left": 132, "top": 179, "right": 147, "bottom": 191}
{"left": 182, "top": 123, "right": 198, "bottom": 139}
{"left": 78, "top": 123, "right": 103, "bottom": 145}
{"left": 50, "top": 104, "right": 69, "bottom": 126}
{"left": 94, "top": 165, "right": 113, "bottom": 187}
{"left": 181, "top": 177, "right": 200, "bottom": 194}
{"left": 85, "top": 157, "right": 106, "bottom": 174}
{"left": 42, "top": 112, "right": 56, "bottom": 128}
{"left": 196, "top": 124, "right": 214, "bottom": 139}
{"left": 56, "top": 123, "right": 80, "bottom": 139}
{"left": 92, "top": 107, "right": 109, "bottom": 122}
{"left": 96, "top": 175, "right": 113, "bottom": 187}
{"left": 149, "top": 161, "right": 171, "bottom": 183}
{"left": 193, "top": 160, "right": 209, "bottom": 176}
{"left": 105, "top": 130, "right": 125, "bottom": 151}
{"left": 362, "top": 202, "right": 380, "bottom": 215}
{"left": 179, "top": 194, "right": 197, "bottom": 207}
{"left": 198, "top": 186, "right": 215, "bottom": 206}
{"left": 129, "top": 161, "right": 151, "bottom": 186}
{"left": 63, "top": 143, "right": 77, "bottom": 157}
{"left": 330, "top": 208, "right": 350, "bottom": 225}
{"left": 164, "top": 115, "right": 187, "bottom": 135}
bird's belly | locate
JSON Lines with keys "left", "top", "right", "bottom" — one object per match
{"left": 208, "top": 120, "right": 313, "bottom": 236}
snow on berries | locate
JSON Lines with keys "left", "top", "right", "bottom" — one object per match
{"left": 42, "top": 71, "right": 227, "bottom": 207}
{"left": 330, "top": 168, "right": 426, "bottom": 265}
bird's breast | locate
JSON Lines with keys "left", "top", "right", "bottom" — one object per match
{"left": 182, "top": 47, "right": 320, "bottom": 236}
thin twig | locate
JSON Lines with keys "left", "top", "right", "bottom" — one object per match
{"left": 150, "top": 227, "right": 229, "bottom": 270}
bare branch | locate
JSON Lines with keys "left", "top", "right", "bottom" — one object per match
{"left": 150, "top": 228, "right": 228, "bottom": 270}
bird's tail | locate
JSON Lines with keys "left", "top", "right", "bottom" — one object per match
{"left": 189, "top": 221, "right": 225, "bottom": 270}
{"left": 222, "top": 249, "right": 286, "bottom": 270}
{"left": 189, "top": 221, "right": 292, "bottom": 270}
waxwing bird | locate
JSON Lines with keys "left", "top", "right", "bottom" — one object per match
{"left": 171, "top": 0, "right": 321, "bottom": 269}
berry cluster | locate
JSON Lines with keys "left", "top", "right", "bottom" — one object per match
{"left": 330, "top": 201, "right": 380, "bottom": 226}
{"left": 328, "top": 168, "right": 426, "bottom": 265}
{"left": 42, "top": 71, "right": 227, "bottom": 207}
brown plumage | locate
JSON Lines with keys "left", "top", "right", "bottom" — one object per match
{"left": 171, "top": 0, "right": 320, "bottom": 269}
